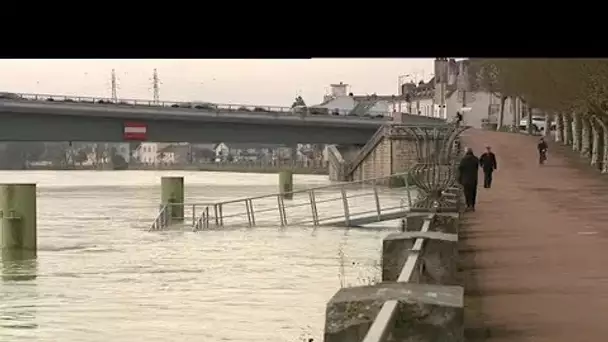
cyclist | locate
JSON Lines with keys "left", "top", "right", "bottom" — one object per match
{"left": 538, "top": 137, "right": 548, "bottom": 164}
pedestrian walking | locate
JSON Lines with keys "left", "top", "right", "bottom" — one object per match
{"left": 458, "top": 147, "right": 480, "bottom": 211}
{"left": 479, "top": 146, "right": 498, "bottom": 188}
{"left": 455, "top": 111, "right": 463, "bottom": 127}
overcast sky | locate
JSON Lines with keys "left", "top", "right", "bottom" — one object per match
{"left": 0, "top": 59, "right": 434, "bottom": 107}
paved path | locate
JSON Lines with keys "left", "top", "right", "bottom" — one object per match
{"left": 460, "top": 129, "right": 608, "bottom": 342}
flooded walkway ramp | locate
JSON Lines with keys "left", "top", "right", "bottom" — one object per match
{"left": 148, "top": 172, "right": 418, "bottom": 231}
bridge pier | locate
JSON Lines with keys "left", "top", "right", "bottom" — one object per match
{"left": 161, "top": 177, "right": 184, "bottom": 222}
{"left": 0, "top": 184, "right": 37, "bottom": 260}
{"left": 278, "top": 170, "right": 293, "bottom": 199}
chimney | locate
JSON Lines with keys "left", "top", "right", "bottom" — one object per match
{"left": 401, "top": 82, "right": 416, "bottom": 96}
{"left": 434, "top": 58, "right": 448, "bottom": 84}
{"left": 329, "top": 82, "right": 349, "bottom": 97}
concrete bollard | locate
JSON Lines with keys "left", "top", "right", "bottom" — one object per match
{"left": 161, "top": 177, "right": 184, "bottom": 223}
{"left": 382, "top": 231, "right": 459, "bottom": 285}
{"left": 278, "top": 170, "right": 293, "bottom": 199}
{"left": 324, "top": 282, "right": 464, "bottom": 342}
{"left": 0, "top": 184, "right": 37, "bottom": 260}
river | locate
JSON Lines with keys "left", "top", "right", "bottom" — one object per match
{"left": 0, "top": 171, "right": 401, "bottom": 342}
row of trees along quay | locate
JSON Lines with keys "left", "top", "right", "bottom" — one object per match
{"left": 471, "top": 58, "right": 608, "bottom": 173}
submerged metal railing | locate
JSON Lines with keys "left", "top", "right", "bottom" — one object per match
{"left": 147, "top": 172, "right": 417, "bottom": 232}
{"left": 192, "top": 172, "right": 415, "bottom": 230}
{"left": 149, "top": 204, "right": 170, "bottom": 231}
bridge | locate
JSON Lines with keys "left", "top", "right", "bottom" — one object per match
{"left": 0, "top": 92, "right": 444, "bottom": 145}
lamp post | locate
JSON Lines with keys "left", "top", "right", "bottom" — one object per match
{"left": 398, "top": 74, "right": 414, "bottom": 113}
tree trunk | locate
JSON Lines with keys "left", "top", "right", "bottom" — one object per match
{"left": 581, "top": 116, "right": 592, "bottom": 158}
{"left": 591, "top": 117, "right": 601, "bottom": 168}
{"left": 526, "top": 105, "right": 534, "bottom": 135}
{"left": 590, "top": 114, "right": 608, "bottom": 173}
{"left": 497, "top": 95, "right": 506, "bottom": 130}
{"left": 601, "top": 118, "right": 608, "bottom": 174}
{"left": 572, "top": 114, "right": 582, "bottom": 151}
{"left": 543, "top": 112, "right": 552, "bottom": 138}
{"left": 563, "top": 113, "right": 573, "bottom": 145}
{"left": 555, "top": 112, "right": 564, "bottom": 143}
{"left": 510, "top": 97, "right": 518, "bottom": 131}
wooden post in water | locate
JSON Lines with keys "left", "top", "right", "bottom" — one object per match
{"left": 161, "top": 177, "right": 184, "bottom": 223}
{"left": 279, "top": 170, "right": 293, "bottom": 200}
{"left": 0, "top": 184, "right": 37, "bottom": 260}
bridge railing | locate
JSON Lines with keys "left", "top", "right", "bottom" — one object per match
{"left": 1, "top": 91, "right": 396, "bottom": 119}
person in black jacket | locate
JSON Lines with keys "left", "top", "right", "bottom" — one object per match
{"left": 479, "top": 146, "right": 498, "bottom": 188}
{"left": 458, "top": 148, "right": 480, "bottom": 211}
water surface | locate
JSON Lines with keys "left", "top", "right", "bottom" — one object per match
{"left": 0, "top": 171, "right": 398, "bottom": 342}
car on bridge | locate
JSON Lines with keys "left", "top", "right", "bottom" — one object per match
{"left": 170, "top": 102, "right": 218, "bottom": 110}
{"left": 0, "top": 92, "right": 21, "bottom": 100}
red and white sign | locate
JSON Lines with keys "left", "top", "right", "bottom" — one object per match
{"left": 124, "top": 122, "right": 147, "bottom": 141}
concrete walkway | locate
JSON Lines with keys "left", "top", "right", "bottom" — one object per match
{"left": 460, "top": 129, "right": 608, "bottom": 342}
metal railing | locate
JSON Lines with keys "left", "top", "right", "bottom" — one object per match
{"left": 191, "top": 172, "right": 416, "bottom": 230}
{"left": 345, "top": 124, "right": 390, "bottom": 177}
{"left": 146, "top": 172, "right": 418, "bottom": 232}
{"left": 362, "top": 213, "right": 435, "bottom": 342}
{"left": 0, "top": 91, "right": 396, "bottom": 119}
{"left": 149, "top": 204, "right": 170, "bottom": 231}
{"left": 326, "top": 145, "right": 346, "bottom": 180}
{"left": 361, "top": 184, "right": 463, "bottom": 341}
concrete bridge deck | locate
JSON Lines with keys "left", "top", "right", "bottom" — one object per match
{"left": 461, "top": 129, "right": 608, "bottom": 342}
{"left": 0, "top": 92, "right": 444, "bottom": 144}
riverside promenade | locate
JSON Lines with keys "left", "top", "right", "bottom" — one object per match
{"left": 461, "top": 129, "right": 608, "bottom": 342}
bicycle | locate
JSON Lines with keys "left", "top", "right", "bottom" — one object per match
{"left": 539, "top": 149, "right": 547, "bottom": 164}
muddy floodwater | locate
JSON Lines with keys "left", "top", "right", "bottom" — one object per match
{"left": 0, "top": 171, "right": 402, "bottom": 342}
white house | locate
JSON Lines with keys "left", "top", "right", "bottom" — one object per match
{"left": 135, "top": 143, "right": 159, "bottom": 164}
{"left": 398, "top": 58, "right": 520, "bottom": 129}
{"left": 214, "top": 143, "right": 229, "bottom": 161}
{"left": 134, "top": 142, "right": 175, "bottom": 165}
{"left": 310, "top": 82, "right": 402, "bottom": 118}
{"left": 445, "top": 90, "right": 517, "bottom": 129}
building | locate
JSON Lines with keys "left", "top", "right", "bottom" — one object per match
{"left": 134, "top": 142, "right": 174, "bottom": 165}
{"left": 398, "top": 58, "right": 519, "bottom": 129}
{"left": 309, "top": 82, "right": 406, "bottom": 118}
{"left": 87, "top": 143, "right": 131, "bottom": 165}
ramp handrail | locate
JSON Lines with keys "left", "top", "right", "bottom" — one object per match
{"left": 345, "top": 124, "right": 389, "bottom": 177}
{"left": 143, "top": 172, "right": 417, "bottom": 232}
{"left": 149, "top": 204, "right": 170, "bottom": 231}
{"left": 326, "top": 145, "right": 346, "bottom": 180}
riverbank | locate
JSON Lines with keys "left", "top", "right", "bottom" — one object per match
{"left": 18, "top": 163, "right": 328, "bottom": 175}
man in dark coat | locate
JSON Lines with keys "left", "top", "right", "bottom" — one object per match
{"left": 479, "top": 146, "right": 498, "bottom": 188}
{"left": 458, "top": 147, "right": 480, "bottom": 211}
